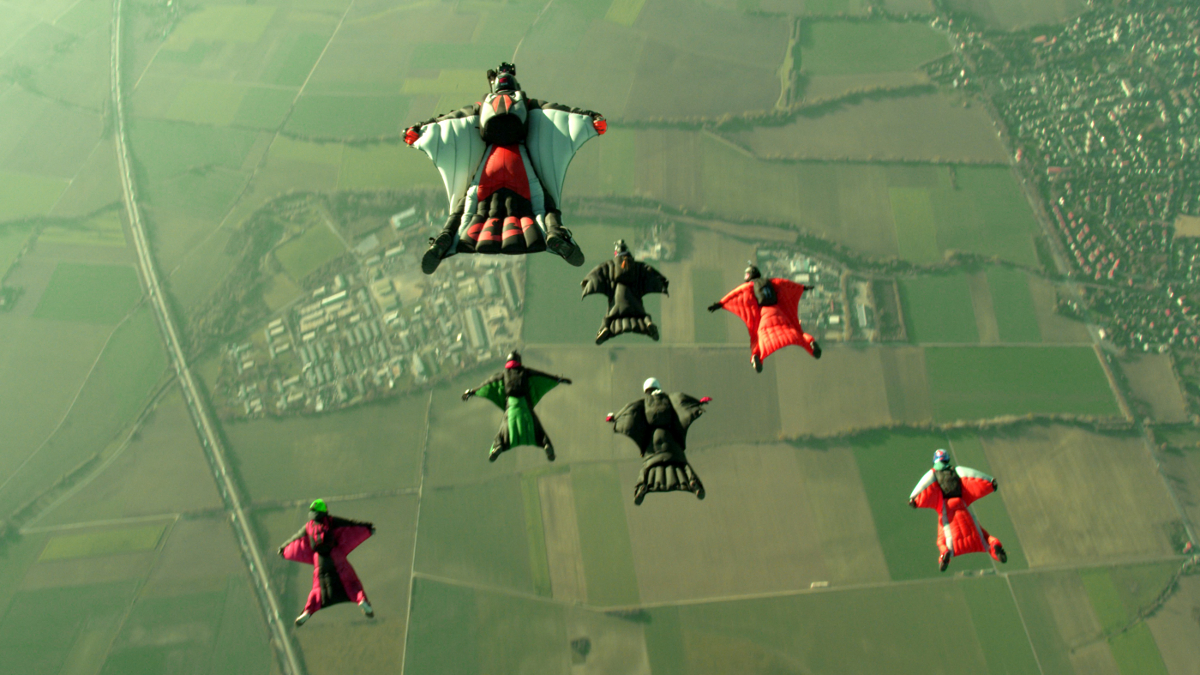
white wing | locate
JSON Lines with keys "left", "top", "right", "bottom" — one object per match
{"left": 413, "top": 115, "right": 486, "bottom": 212}
{"left": 525, "top": 108, "right": 599, "bottom": 207}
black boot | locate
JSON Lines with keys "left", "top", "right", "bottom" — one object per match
{"left": 810, "top": 341, "right": 822, "bottom": 359}
{"left": 422, "top": 231, "right": 455, "bottom": 275}
{"left": 546, "top": 225, "right": 584, "bottom": 267}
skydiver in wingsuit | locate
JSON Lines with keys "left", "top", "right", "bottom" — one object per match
{"left": 607, "top": 378, "right": 711, "bottom": 505}
{"left": 581, "top": 239, "right": 670, "bottom": 344}
{"left": 462, "top": 351, "right": 571, "bottom": 462}
{"left": 404, "top": 62, "right": 606, "bottom": 274}
{"left": 707, "top": 262, "right": 821, "bottom": 372}
{"left": 278, "top": 499, "right": 375, "bottom": 626}
{"left": 909, "top": 449, "right": 1007, "bottom": 572}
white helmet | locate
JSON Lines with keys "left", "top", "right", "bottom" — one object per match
{"left": 643, "top": 377, "right": 661, "bottom": 393}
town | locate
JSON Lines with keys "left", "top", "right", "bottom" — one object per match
{"left": 932, "top": 2, "right": 1200, "bottom": 353}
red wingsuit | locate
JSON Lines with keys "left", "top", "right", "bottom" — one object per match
{"left": 280, "top": 516, "right": 374, "bottom": 615}
{"left": 716, "top": 278, "right": 816, "bottom": 362}
{"left": 909, "top": 466, "right": 1003, "bottom": 562}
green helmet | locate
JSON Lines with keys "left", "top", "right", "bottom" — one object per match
{"left": 308, "top": 499, "right": 328, "bottom": 514}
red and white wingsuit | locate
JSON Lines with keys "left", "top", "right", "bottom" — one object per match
{"left": 909, "top": 465, "right": 1004, "bottom": 563}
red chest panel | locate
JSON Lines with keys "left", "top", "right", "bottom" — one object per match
{"left": 477, "top": 145, "right": 531, "bottom": 202}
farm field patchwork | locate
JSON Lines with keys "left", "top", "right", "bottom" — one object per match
{"left": 274, "top": 223, "right": 347, "bottom": 282}
{"left": 900, "top": 275, "right": 979, "bottom": 344}
{"left": 35, "top": 386, "right": 221, "bottom": 527}
{"left": 984, "top": 266, "right": 1041, "bottom": 343}
{"left": 947, "top": 0, "right": 1084, "bottom": 29}
{"left": 571, "top": 462, "right": 640, "bottom": 607}
{"left": 1118, "top": 354, "right": 1188, "bottom": 423}
{"left": 982, "top": 425, "right": 1180, "bottom": 567}
{"left": 285, "top": 94, "right": 410, "bottom": 139}
{"left": 0, "top": 306, "right": 166, "bottom": 513}
{"left": 924, "top": 346, "right": 1119, "bottom": 421}
{"left": 776, "top": 344, "right": 892, "bottom": 437}
{"left": 796, "top": 20, "right": 948, "bottom": 76}
{"left": 39, "top": 524, "right": 165, "bottom": 561}
{"left": 0, "top": 171, "right": 68, "bottom": 222}
{"left": 223, "top": 392, "right": 427, "bottom": 502}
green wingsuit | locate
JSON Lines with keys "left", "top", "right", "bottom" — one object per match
{"left": 464, "top": 355, "right": 570, "bottom": 459}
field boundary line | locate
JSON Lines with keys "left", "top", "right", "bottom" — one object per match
{"left": 398, "top": 389, "right": 433, "bottom": 675}
{"left": 163, "top": 0, "right": 356, "bottom": 283}
{"left": 511, "top": 0, "right": 558, "bottom": 63}
{"left": 21, "top": 512, "right": 180, "bottom": 535}
{"left": 0, "top": 302, "right": 141, "bottom": 496}
{"left": 1004, "top": 573, "right": 1046, "bottom": 675}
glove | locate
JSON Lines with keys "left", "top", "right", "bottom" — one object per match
{"left": 909, "top": 499, "right": 917, "bottom": 509}
{"left": 461, "top": 389, "right": 473, "bottom": 401}
{"left": 706, "top": 302, "right": 722, "bottom": 313}
{"left": 605, "top": 413, "right": 614, "bottom": 422}
{"left": 592, "top": 117, "right": 607, "bottom": 135}
{"left": 991, "top": 479, "right": 999, "bottom": 491}
{"left": 699, "top": 397, "right": 712, "bottom": 404}
{"left": 559, "top": 378, "right": 572, "bottom": 385}
{"left": 369, "top": 525, "right": 376, "bottom": 535}
{"left": 277, "top": 545, "right": 286, "bottom": 556}
{"left": 404, "top": 126, "right": 421, "bottom": 145}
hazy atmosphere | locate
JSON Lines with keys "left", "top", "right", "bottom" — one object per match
{"left": 1, "top": 0, "right": 1199, "bottom": 673}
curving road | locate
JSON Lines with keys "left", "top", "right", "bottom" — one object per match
{"left": 109, "top": 2, "right": 303, "bottom": 673}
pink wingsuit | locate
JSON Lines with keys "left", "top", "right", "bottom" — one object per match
{"left": 280, "top": 515, "right": 374, "bottom": 616}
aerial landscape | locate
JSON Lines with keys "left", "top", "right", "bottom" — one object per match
{"left": 1, "top": 0, "right": 1199, "bottom": 673}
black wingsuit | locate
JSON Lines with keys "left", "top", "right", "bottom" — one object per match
{"left": 609, "top": 390, "right": 708, "bottom": 504}
{"left": 581, "top": 247, "right": 669, "bottom": 344}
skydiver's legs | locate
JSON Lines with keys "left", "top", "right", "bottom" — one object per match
{"left": 303, "top": 583, "right": 323, "bottom": 615}
{"left": 983, "top": 528, "right": 1007, "bottom": 563}
{"left": 490, "top": 418, "right": 510, "bottom": 462}
{"left": 749, "top": 330, "right": 763, "bottom": 372}
{"left": 543, "top": 210, "right": 585, "bottom": 267}
{"left": 422, "top": 210, "right": 466, "bottom": 274}
{"left": 797, "top": 330, "right": 822, "bottom": 360}
{"left": 532, "top": 412, "right": 555, "bottom": 461}
{"left": 936, "top": 524, "right": 953, "bottom": 572}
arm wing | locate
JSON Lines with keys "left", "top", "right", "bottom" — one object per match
{"left": 640, "top": 264, "right": 670, "bottom": 296}
{"left": 473, "top": 376, "right": 507, "bottom": 410}
{"left": 909, "top": 470, "right": 941, "bottom": 509}
{"left": 774, "top": 279, "right": 807, "bottom": 309}
{"left": 525, "top": 108, "right": 600, "bottom": 207}
{"left": 719, "top": 283, "right": 760, "bottom": 330}
{"left": 669, "top": 393, "right": 707, "bottom": 432}
{"left": 612, "top": 400, "right": 651, "bottom": 453}
{"left": 329, "top": 517, "right": 374, "bottom": 555}
{"left": 525, "top": 372, "right": 563, "bottom": 407}
{"left": 581, "top": 264, "right": 613, "bottom": 300}
{"left": 956, "top": 466, "right": 996, "bottom": 505}
{"left": 280, "top": 525, "right": 313, "bottom": 563}
{"left": 412, "top": 114, "right": 486, "bottom": 212}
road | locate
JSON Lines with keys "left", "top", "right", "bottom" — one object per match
{"left": 108, "top": 2, "right": 303, "bottom": 673}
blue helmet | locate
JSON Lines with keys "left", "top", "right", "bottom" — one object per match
{"left": 933, "top": 449, "right": 950, "bottom": 469}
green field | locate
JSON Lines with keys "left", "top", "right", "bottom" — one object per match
{"left": 0, "top": 306, "right": 166, "bottom": 512}
{"left": 39, "top": 524, "right": 165, "bottom": 561}
{"left": 0, "top": 171, "right": 68, "bottom": 222}
{"left": 1006, "top": 572, "right": 1079, "bottom": 675}
{"left": 890, "top": 187, "right": 941, "bottom": 264}
{"left": 263, "top": 33, "right": 329, "bottom": 87}
{"left": 797, "top": 20, "right": 949, "bottom": 76}
{"left": 405, "top": 577, "right": 569, "bottom": 675}
{"left": 32, "top": 262, "right": 142, "bottom": 323}
{"left": 223, "top": 393, "right": 426, "bottom": 501}
{"left": 933, "top": 166, "right": 1040, "bottom": 267}
{"left": 0, "top": 580, "right": 141, "bottom": 675}
{"left": 925, "top": 346, "right": 1120, "bottom": 421}
{"left": 338, "top": 143, "right": 442, "bottom": 190}
{"left": 285, "top": 94, "right": 410, "bottom": 139}
{"left": 850, "top": 430, "right": 995, "bottom": 580}
{"left": 1110, "top": 623, "right": 1170, "bottom": 675}
{"left": 524, "top": 223, "right": 659, "bottom": 345}
{"left": 692, "top": 267, "right": 736, "bottom": 344}
{"left": 986, "top": 267, "right": 1042, "bottom": 343}
{"left": 39, "top": 213, "right": 127, "bottom": 247}
{"left": 128, "top": 118, "right": 262, "bottom": 182}
{"left": 273, "top": 224, "right": 346, "bottom": 281}
{"left": 164, "top": 80, "right": 247, "bottom": 126}
{"left": 900, "top": 275, "right": 979, "bottom": 344}
{"left": 414, "top": 476, "right": 538, "bottom": 594}
{"left": 670, "top": 579, "right": 997, "bottom": 673}
{"left": 1081, "top": 566, "right": 1172, "bottom": 675}
{"left": 960, "top": 576, "right": 1043, "bottom": 674}
{"left": 0, "top": 224, "right": 32, "bottom": 273}
{"left": 521, "top": 471, "right": 554, "bottom": 597}
{"left": 571, "top": 463, "right": 640, "bottom": 606}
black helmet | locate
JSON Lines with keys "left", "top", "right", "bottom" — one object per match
{"left": 744, "top": 262, "right": 761, "bottom": 281}
{"left": 490, "top": 62, "right": 519, "bottom": 93}
{"left": 614, "top": 239, "right": 629, "bottom": 256}
{"left": 506, "top": 350, "right": 522, "bottom": 365}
